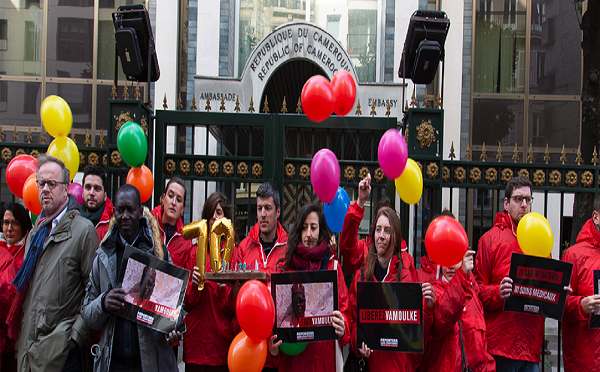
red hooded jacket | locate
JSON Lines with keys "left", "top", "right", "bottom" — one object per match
{"left": 0, "top": 245, "right": 17, "bottom": 354}
{"left": 348, "top": 255, "right": 431, "bottom": 372}
{"left": 340, "top": 201, "right": 415, "bottom": 275}
{"left": 0, "top": 234, "right": 27, "bottom": 270}
{"left": 415, "top": 255, "right": 438, "bottom": 283}
{"left": 423, "top": 270, "right": 495, "bottom": 371}
{"left": 229, "top": 221, "right": 288, "bottom": 369}
{"left": 474, "top": 211, "right": 545, "bottom": 363}
{"left": 151, "top": 206, "right": 193, "bottom": 269}
{"left": 95, "top": 198, "right": 114, "bottom": 242}
{"left": 183, "top": 241, "right": 236, "bottom": 366}
{"left": 277, "top": 256, "right": 351, "bottom": 372}
{"left": 561, "top": 218, "right": 600, "bottom": 371}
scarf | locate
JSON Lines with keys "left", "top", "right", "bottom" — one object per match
{"left": 7, "top": 195, "right": 74, "bottom": 341}
{"left": 79, "top": 202, "right": 105, "bottom": 227}
{"left": 290, "top": 241, "right": 329, "bottom": 271}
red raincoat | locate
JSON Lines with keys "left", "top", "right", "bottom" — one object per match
{"left": 339, "top": 201, "right": 415, "bottom": 274}
{"left": 277, "top": 255, "right": 351, "bottom": 372}
{"left": 474, "top": 211, "right": 545, "bottom": 363}
{"left": 229, "top": 221, "right": 288, "bottom": 369}
{"left": 95, "top": 198, "right": 114, "bottom": 242}
{"left": 0, "top": 245, "right": 17, "bottom": 354}
{"left": 423, "top": 270, "right": 495, "bottom": 371}
{"left": 183, "top": 242, "right": 236, "bottom": 366}
{"left": 151, "top": 206, "right": 193, "bottom": 268}
{"left": 415, "top": 255, "right": 438, "bottom": 283}
{"left": 348, "top": 255, "right": 430, "bottom": 372}
{"left": 0, "top": 235, "right": 26, "bottom": 270}
{"left": 561, "top": 218, "right": 600, "bottom": 371}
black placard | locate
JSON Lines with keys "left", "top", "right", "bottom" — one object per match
{"left": 116, "top": 245, "right": 189, "bottom": 333}
{"left": 590, "top": 270, "right": 600, "bottom": 328}
{"left": 504, "top": 253, "right": 572, "bottom": 320}
{"left": 271, "top": 270, "right": 338, "bottom": 343}
{"left": 357, "top": 282, "right": 424, "bottom": 353}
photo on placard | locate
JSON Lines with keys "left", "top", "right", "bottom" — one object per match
{"left": 271, "top": 270, "right": 338, "bottom": 343}
{"left": 591, "top": 270, "right": 600, "bottom": 328}
{"left": 117, "top": 245, "right": 190, "bottom": 333}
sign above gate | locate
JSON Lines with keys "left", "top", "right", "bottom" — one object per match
{"left": 195, "top": 22, "right": 404, "bottom": 119}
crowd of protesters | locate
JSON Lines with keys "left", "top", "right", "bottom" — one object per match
{"left": 0, "top": 155, "right": 599, "bottom": 372}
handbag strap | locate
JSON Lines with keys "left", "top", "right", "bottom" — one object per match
{"left": 459, "top": 320, "right": 469, "bottom": 372}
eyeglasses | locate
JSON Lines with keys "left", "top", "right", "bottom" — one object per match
{"left": 511, "top": 195, "right": 534, "bottom": 205}
{"left": 2, "top": 219, "right": 20, "bottom": 228}
{"left": 36, "top": 179, "right": 66, "bottom": 190}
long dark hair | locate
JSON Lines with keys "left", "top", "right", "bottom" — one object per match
{"left": 201, "top": 192, "right": 232, "bottom": 221}
{"left": 2, "top": 202, "right": 33, "bottom": 236}
{"left": 364, "top": 208, "right": 403, "bottom": 282}
{"left": 279, "top": 202, "right": 331, "bottom": 270}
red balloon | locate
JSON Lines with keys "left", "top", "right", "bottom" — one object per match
{"left": 23, "top": 173, "right": 42, "bottom": 215}
{"left": 236, "top": 280, "right": 275, "bottom": 341}
{"left": 425, "top": 216, "right": 468, "bottom": 267}
{"left": 331, "top": 70, "right": 356, "bottom": 116}
{"left": 6, "top": 155, "right": 37, "bottom": 199}
{"left": 126, "top": 165, "right": 153, "bottom": 203}
{"left": 228, "top": 331, "right": 267, "bottom": 372}
{"left": 301, "top": 75, "right": 334, "bottom": 122}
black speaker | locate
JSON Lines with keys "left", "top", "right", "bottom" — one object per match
{"left": 113, "top": 4, "right": 160, "bottom": 82}
{"left": 398, "top": 10, "right": 450, "bottom": 85}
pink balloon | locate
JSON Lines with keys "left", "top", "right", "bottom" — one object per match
{"left": 310, "top": 149, "right": 340, "bottom": 203}
{"left": 68, "top": 182, "right": 83, "bottom": 205}
{"left": 378, "top": 129, "right": 408, "bottom": 179}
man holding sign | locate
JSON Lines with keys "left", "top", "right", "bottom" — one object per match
{"left": 474, "top": 176, "right": 544, "bottom": 371}
{"left": 561, "top": 195, "right": 600, "bottom": 371}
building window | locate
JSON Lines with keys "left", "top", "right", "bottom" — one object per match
{"left": 327, "top": 14, "right": 341, "bottom": 40}
{"left": 23, "top": 83, "right": 39, "bottom": 114}
{"left": 0, "top": 20, "right": 7, "bottom": 51}
{"left": 56, "top": 18, "right": 93, "bottom": 63}
{"left": 58, "top": 0, "right": 93, "bottom": 6}
{"left": 348, "top": 9, "right": 377, "bottom": 83}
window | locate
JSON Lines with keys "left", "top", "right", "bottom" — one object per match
{"left": 348, "top": 9, "right": 377, "bottom": 82}
{"left": 24, "top": 21, "right": 38, "bottom": 61}
{"left": 56, "top": 18, "right": 93, "bottom": 63}
{"left": 327, "top": 15, "right": 340, "bottom": 40}
{"left": 0, "top": 20, "right": 6, "bottom": 51}
{"left": 23, "top": 83, "right": 39, "bottom": 114}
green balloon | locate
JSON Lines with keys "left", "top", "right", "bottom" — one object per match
{"left": 280, "top": 342, "right": 308, "bottom": 355}
{"left": 117, "top": 121, "right": 148, "bottom": 168}
{"left": 30, "top": 212, "right": 37, "bottom": 225}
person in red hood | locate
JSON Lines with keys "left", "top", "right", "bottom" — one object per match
{"left": 415, "top": 253, "right": 438, "bottom": 283}
{"left": 474, "top": 176, "right": 544, "bottom": 371}
{"left": 348, "top": 207, "right": 434, "bottom": 372}
{"left": 0, "top": 244, "right": 18, "bottom": 372}
{"left": 0, "top": 202, "right": 32, "bottom": 269}
{"left": 151, "top": 177, "right": 192, "bottom": 269}
{"left": 425, "top": 246, "right": 495, "bottom": 372}
{"left": 339, "top": 173, "right": 415, "bottom": 276}
{"left": 185, "top": 191, "right": 237, "bottom": 372}
{"left": 80, "top": 165, "right": 114, "bottom": 242}
{"left": 561, "top": 195, "right": 600, "bottom": 371}
{"left": 270, "top": 202, "right": 350, "bottom": 372}
{"left": 228, "top": 182, "right": 288, "bottom": 372}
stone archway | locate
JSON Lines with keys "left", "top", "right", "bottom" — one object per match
{"left": 260, "top": 59, "right": 326, "bottom": 114}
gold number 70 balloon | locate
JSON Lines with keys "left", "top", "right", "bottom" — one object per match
{"left": 182, "top": 217, "right": 235, "bottom": 290}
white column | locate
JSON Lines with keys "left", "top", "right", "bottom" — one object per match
{"left": 197, "top": 0, "right": 221, "bottom": 77}
{"left": 154, "top": 0, "right": 179, "bottom": 106}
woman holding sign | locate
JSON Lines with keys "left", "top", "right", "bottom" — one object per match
{"left": 347, "top": 207, "right": 436, "bottom": 372}
{"left": 272, "top": 202, "right": 350, "bottom": 372}
{"left": 184, "top": 192, "right": 236, "bottom": 372}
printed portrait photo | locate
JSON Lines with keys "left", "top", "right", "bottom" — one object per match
{"left": 275, "top": 282, "right": 334, "bottom": 328}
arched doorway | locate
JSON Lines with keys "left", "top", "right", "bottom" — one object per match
{"left": 260, "top": 59, "right": 326, "bottom": 114}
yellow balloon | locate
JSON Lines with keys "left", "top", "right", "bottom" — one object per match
{"left": 47, "top": 137, "right": 79, "bottom": 181}
{"left": 40, "top": 95, "right": 73, "bottom": 138}
{"left": 394, "top": 158, "right": 423, "bottom": 204}
{"left": 517, "top": 212, "right": 553, "bottom": 257}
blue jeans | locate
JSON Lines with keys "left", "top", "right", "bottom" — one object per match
{"left": 494, "top": 355, "right": 540, "bottom": 372}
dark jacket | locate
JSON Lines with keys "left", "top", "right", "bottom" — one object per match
{"left": 82, "top": 208, "right": 178, "bottom": 372}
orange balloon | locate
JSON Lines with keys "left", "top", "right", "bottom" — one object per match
{"left": 227, "top": 331, "right": 267, "bottom": 372}
{"left": 23, "top": 173, "right": 42, "bottom": 215}
{"left": 126, "top": 165, "right": 153, "bottom": 203}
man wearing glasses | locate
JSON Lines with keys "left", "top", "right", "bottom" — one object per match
{"left": 474, "top": 176, "right": 544, "bottom": 372}
{"left": 9, "top": 155, "right": 98, "bottom": 372}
